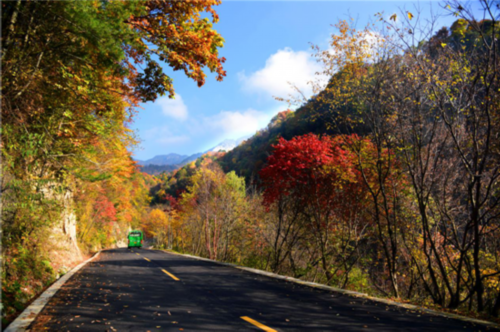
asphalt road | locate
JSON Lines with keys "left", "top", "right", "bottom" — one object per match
{"left": 29, "top": 248, "right": 493, "bottom": 331}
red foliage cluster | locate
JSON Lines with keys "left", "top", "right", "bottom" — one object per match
{"left": 94, "top": 195, "right": 118, "bottom": 224}
{"left": 164, "top": 194, "right": 179, "bottom": 211}
{"left": 259, "top": 133, "right": 366, "bottom": 219}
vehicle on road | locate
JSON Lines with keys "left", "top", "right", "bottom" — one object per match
{"left": 127, "top": 230, "right": 143, "bottom": 248}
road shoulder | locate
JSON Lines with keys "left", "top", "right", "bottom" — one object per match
{"left": 4, "top": 251, "right": 101, "bottom": 332}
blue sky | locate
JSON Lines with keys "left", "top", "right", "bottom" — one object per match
{"left": 131, "top": 1, "right": 469, "bottom": 160}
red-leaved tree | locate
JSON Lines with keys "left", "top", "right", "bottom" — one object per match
{"left": 260, "top": 134, "right": 368, "bottom": 284}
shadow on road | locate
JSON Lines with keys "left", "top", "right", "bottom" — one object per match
{"left": 29, "top": 248, "right": 490, "bottom": 331}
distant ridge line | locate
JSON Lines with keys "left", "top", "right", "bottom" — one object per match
{"left": 136, "top": 135, "right": 249, "bottom": 175}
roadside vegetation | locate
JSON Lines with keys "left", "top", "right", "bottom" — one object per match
{"left": 1, "top": 0, "right": 225, "bottom": 325}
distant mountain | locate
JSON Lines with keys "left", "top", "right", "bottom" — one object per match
{"left": 138, "top": 136, "right": 249, "bottom": 175}
{"left": 179, "top": 152, "right": 203, "bottom": 165}
{"left": 137, "top": 153, "right": 188, "bottom": 166}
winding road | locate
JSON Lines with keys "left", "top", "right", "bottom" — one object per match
{"left": 29, "top": 248, "right": 491, "bottom": 331}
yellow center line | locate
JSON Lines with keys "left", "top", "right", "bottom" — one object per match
{"left": 161, "top": 269, "right": 180, "bottom": 281}
{"left": 240, "top": 316, "right": 277, "bottom": 332}
{"left": 136, "top": 253, "right": 140, "bottom": 256}
{"left": 143, "top": 257, "right": 151, "bottom": 262}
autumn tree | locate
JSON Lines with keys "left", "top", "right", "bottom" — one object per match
{"left": 180, "top": 161, "right": 245, "bottom": 260}
{"left": 391, "top": 1, "right": 500, "bottom": 312}
{"left": 143, "top": 208, "right": 169, "bottom": 247}
{"left": 260, "top": 134, "right": 369, "bottom": 286}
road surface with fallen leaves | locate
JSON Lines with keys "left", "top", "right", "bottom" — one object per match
{"left": 29, "top": 248, "right": 491, "bottom": 331}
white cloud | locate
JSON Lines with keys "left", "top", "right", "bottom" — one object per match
{"left": 156, "top": 94, "right": 188, "bottom": 121}
{"left": 194, "top": 108, "right": 270, "bottom": 139}
{"left": 141, "top": 106, "right": 285, "bottom": 155}
{"left": 143, "top": 108, "right": 271, "bottom": 149}
{"left": 239, "top": 47, "right": 327, "bottom": 99}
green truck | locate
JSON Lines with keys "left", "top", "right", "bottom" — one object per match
{"left": 127, "top": 230, "right": 144, "bottom": 248}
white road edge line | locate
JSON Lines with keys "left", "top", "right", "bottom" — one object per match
{"left": 4, "top": 251, "right": 102, "bottom": 332}
{"left": 159, "top": 249, "right": 500, "bottom": 330}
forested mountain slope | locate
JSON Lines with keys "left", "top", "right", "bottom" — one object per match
{"left": 220, "top": 16, "right": 500, "bottom": 184}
